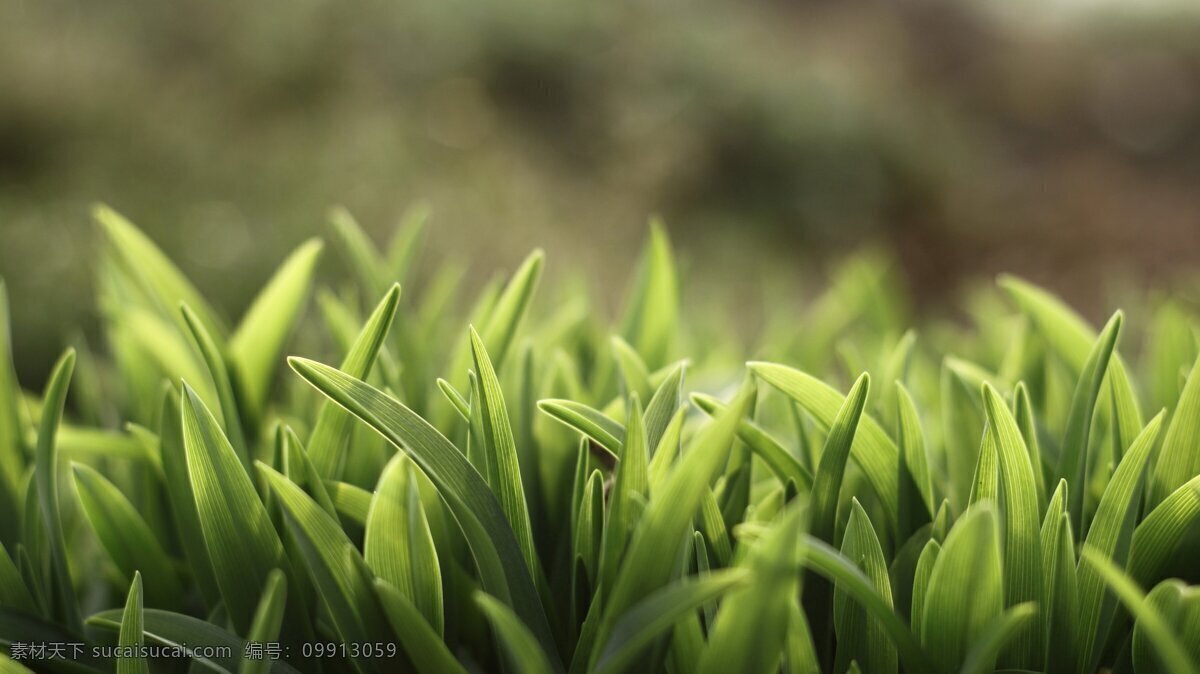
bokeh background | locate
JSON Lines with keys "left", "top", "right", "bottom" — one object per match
{"left": 4, "top": 0, "right": 1200, "bottom": 384}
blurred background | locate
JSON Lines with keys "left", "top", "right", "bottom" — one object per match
{"left": 4, "top": 0, "right": 1200, "bottom": 384}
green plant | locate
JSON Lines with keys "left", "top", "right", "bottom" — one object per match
{"left": 2, "top": 205, "right": 1200, "bottom": 674}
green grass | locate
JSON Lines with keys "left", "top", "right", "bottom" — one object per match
{"left": 2, "top": 205, "right": 1200, "bottom": 673}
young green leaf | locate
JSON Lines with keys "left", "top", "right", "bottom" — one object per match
{"left": 0, "top": 281, "right": 24, "bottom": 551}
{"left": 258, "top": 463, "right": 394, "bottom": 672}
{"left": 229, "top": 238, "right": 324, "bottom": 418}
{"left": 376, "top": 579, "right": 466, "bottom": 674}
{"left": 981, "top": 382, "right": 1043, "bottom": 668}
{"left": 1150, "top": 352, "right": 1200, "bottom": 508}
{"left": 470, "top": 327, "right": 537, "bottom": 573}
{"left": 593, "top": 384, "right": 754, "bottom": 669}
{"left": 960, "top": 603, "right": 1039, "bottom": 674}
{"left": 307, "top": 284, "right": 401, "bottom": 479}
{"left": 749, "top": 362, "right": 899, "bottom": 524}
{"left": 833, "top": 500, "right": 897, "bottom": 674}
{"left": 618, "top": 221, "right": 678, "bottom": 370}
{"left": 476, "top": 591, "right": 556, "bottom": 674}
{"left": 811, "top": 373, "right": 870, "bottom": 544}
{"left": 536, "top": 399, "right": 623, "bottom": 463}
{"left": 34, "top": 349, "right": 80, "bottom": 632}
{"left": 1133, "top": 580, "right": 1200, "bottom": 674}
{"left": 698, "top": 505, "right": 805, "bottom": 674}
{"left": 1075, "top": 411, "right": 1165, "bottom": 674}
{"left": 691, "top": 392, "right": 812, "bottom": 491}
{"left": 921, "top": 505, "right": 1004, "bottom": 674}
{"left": 71, "top": 463, "right": 182, "bottom": 609}
{"left": 288, "top": 357, "right": 559, "bottom": 665}
{"left": 181, "top": 303, "right": 249, "bottom": 470}
{"left": 181, "top": 384, "right": 286, "bottom": 634}
{"left": 117, "top": 573, "right": 149, "bottom": 674}
{"left": 239, "top": 569, "right": 287, "bottom": 674}
{"left": 95, "top": 204, "right": 226, "bottom": 339}
{"left": 1060, "top": 311, "right": 1121, "bottom": 531}
{"left": 599, "top": 395, "right": 650, "bottom": 591}
{"left": 591, "top": 569, "right": 748, "bottom": 674}
{"left": 1129, "top": 472, "right": 1200, "bottom": 587}
{"left": 1080, "top": 549, "right": 1198, "bottom": 674}
{"left": 364, "top": 454, "right": 443, "bottom": 636}
{"left": 795, "top": 535, "right": 934, "bottom": 673}
{"left": 1041, "top": 482, "right": 1078, "bottom": 674}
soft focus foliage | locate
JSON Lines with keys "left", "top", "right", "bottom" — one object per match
{"left": 1, "top": 208, "right": 1200, "bottom": 672}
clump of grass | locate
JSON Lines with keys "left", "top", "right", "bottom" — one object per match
{"left": 2, "top": 205, "right": 1200, "bottom": 674}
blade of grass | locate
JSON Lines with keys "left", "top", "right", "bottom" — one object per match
{"left": 229, "top": 239, "right": 323, "bottom": 418}
{"left": 307, "top": 284, "right": 401, "bottom": 479}
{"left": 34, "top": 349, "right": 79, "bottom": 633}
{"left": 181, "top": 384, "right": 286, "bottom": 634}
{"left": 749, "top": 363, "right": 899, "bottom": 526}
{"left": 1080, "top": 548, "right": 1198, "bottom": 674}
{"left": 375, "top": 579, "right": 466, "bottom": 674}
{"left": 288, "top": 357, "right": 560, "bottom": 668}
{"left": 238, "top": 569, "right": 287, "bottom": 674}
{"left": 981, "top": 382, "right": 1043, "bottom": 668}
{"left": 833, "top": 500, "right": 897, "bottom": 674}
{"left": 116, "top": 573, "right": 148, "bottom": 674}
{"left": 1075, "top": 411, "right": 1165, "bottom": 674}
{"left": 71, "top": 463, "right": 182, "bottom": 609}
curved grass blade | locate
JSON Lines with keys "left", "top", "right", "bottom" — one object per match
{"left": 599, "top": 395, "right": 650, "bottom": 592}
{"left": 642, "top": 362, "right": 684, "bottom": 452}
{"left": 230, "top": 238, "right": 323, "bottom": 418}
{"left": 536, "top": 400, "right": 623, "bottom": 463}
{"left": 1075, "top": 411, "right": 1165, "bottom": 674}
{"left": 71, "top": 464, "right": 182, "bottom": 609}
{"left": 1012, "top": 383, "right": 1046, "bottom": 511}
{"left": 364, "top": 454, "right": 443, "bottom": 635}
{"left": 1133, "top": 580, "right": 1200, "bottom": 674}
{"left": 910, "top": 539, "right": 940, "bottom": 632}
{"left": 259, "top": 464, "right": 394, "bottom": 672}
{"left": 156, "top": 389, "right": 219, "bottom": 607}
{"left": 810, "top": 373, "right": 870, "bottom": 543}
{"left": 796, "top": 535, "right": 934, "bottom": 673}
{"left": 1151, "top": 352, "right": 1200, "bottom": 508}
{"left": 116, "top": 573, "right": 148, "bottom": 674}
{"left": 34, "top": 349, "right": 79, "bottom": 632}
{"left": 896, "top": 383, "right": 934, "bottom": 534}
{"left": 1080, "top": 548, "right": 1198, "bottom": 674}
{"left": 611, "top": 336, "right": 652, "bottom": 402}
{"left": 593, "top": 385, "right": 754, "bottom": 669}
{"left": 87, "top": 608, "right": 301, "bottom": 673}
{"left": 1042, "top": 484, "right": 1078, "bottom": 674}
{"left": 288, "top": 357, "right": 559, "bottom": 666}
{"left": 328, "top": 206, "right": 387, "bottom": 299}
{"left": 591, "top": 570, "right": 747, "bottom": 674}
{"left": 921, "top": 505, "right": 1004, "bottom": 674}
{"left": 699, "top": 506, "right": 805, "bottom": 674}
{"left": 181, "top": 303, "right": 249, "bottom": 470}
{"left": 748, "top": 362, "right": 899, "bottom": 524}
{"left": 436, "top": 378, "right": 471, "bottom": 422}
{"left": 981, "top": 383, "right": 1043, "bottom": 668}
{"left": 833, "top": 500, "right": 896, "bottom": 674}
{"left": 307, "top": 284, "right": 401, "bottom": 479}
{"left": 470, "top": 327, "right": 537, "bottom": 572}
{"left": 239, "top": 569, "right": 287, "bottom": 674}
{"left": 1129, "top": 473, "right": 1200, "bottom": 586}
{"left": 1060, "top": 312, "right": 1121, "bottom": 531}
{"left": 376, "top": 579, "right": 466, "bottom": 674}
{"left": 476, "top": 591, "right": 555, "bottom": 674}
{"left": 691, "top": 392, "right": 812, "bottom": 491}
{"left": 95, "top": 204, "right": 226, "bottom": 339}
{"left": 479, "top": 249, "right": 544, "bottom": 371}
{"left": 618, "top": 221, "right": 678, "bottom": 370}
{"left": 181, "top": 384, "right": 286, "bottom": 634}
{"left": 0, "top": 542, "right": 35, "bottom": 614}
{"left": 326, "top": 480, "right": 372, "bottom": 525}
{"left": 960, "top": 603, "right": 1039, "bottom": 674}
